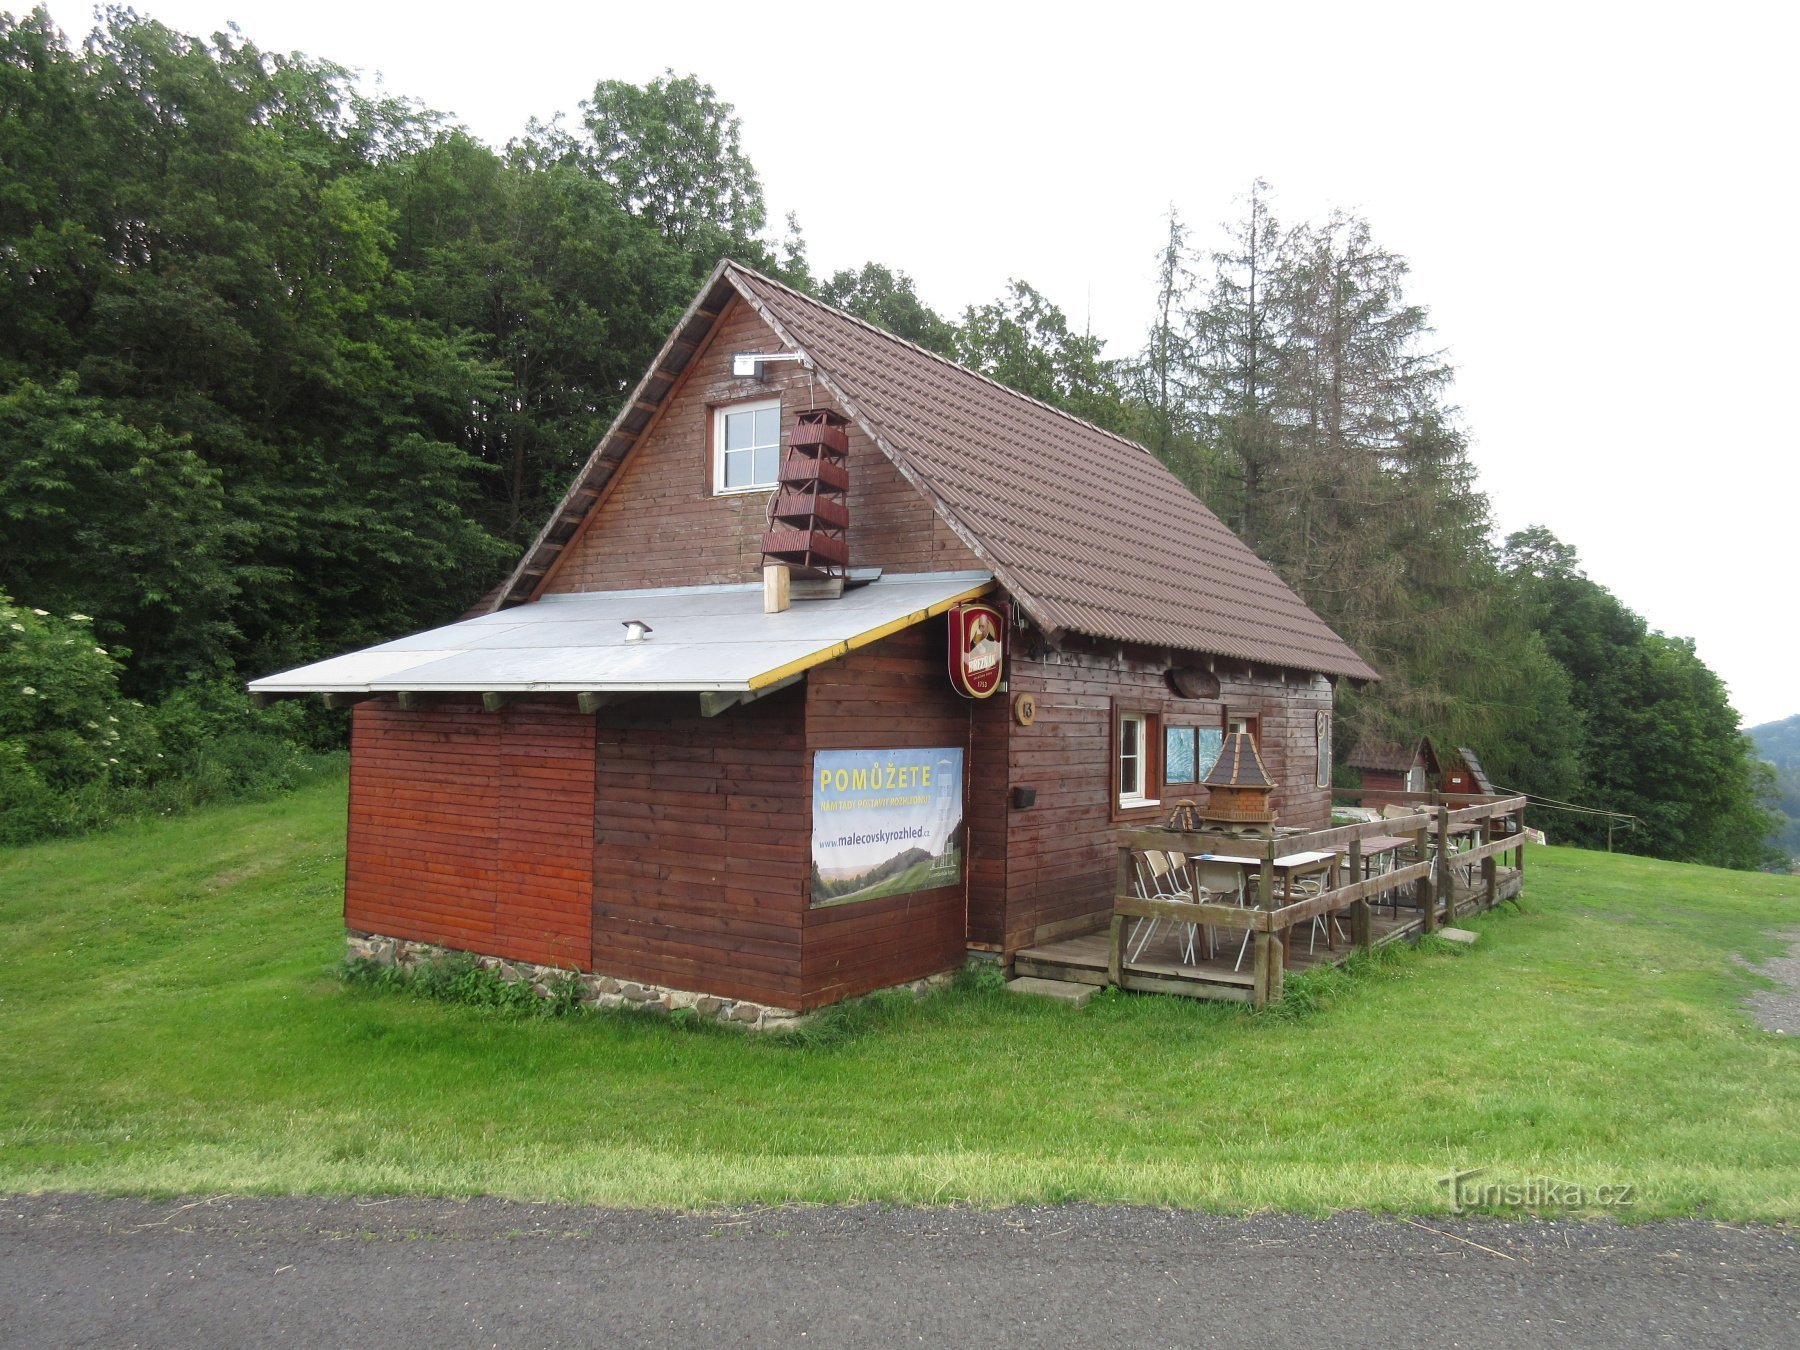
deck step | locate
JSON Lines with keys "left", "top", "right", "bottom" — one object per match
{"left": 1438, "top": 926, "right": 1480, "bottom": 945}
{"left": 1006, "top": 976, "right": 1094, "bottom": 1008}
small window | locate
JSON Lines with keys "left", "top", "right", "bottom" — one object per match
{"left": 1118, "top": 711, "right": 1160, "bottom": 808}
{"left": 714, "top": 400, "right": 781, "bottom": 493}
{"left": 1120, "top": 712, "right": 1147, "bottom": 804}
{"left": 1166, "top": 723, "right": 1224, "bottom": 786}
{"left": 1197, "top": 726, "right": 1224, "bottom": 779}
{"left": 1165, "top": 725, "right": 1197, "bottom": 784}
{"left": 1316, "top": 710, "right": 1333, "bottom": 789}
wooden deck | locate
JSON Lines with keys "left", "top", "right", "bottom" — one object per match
{"left": 1016, "top": 867, "right": 1522, "bottom": 1003}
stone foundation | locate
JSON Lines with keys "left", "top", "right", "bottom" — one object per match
{"left": 345, "top": 933, "right": 957, "bottom": 1030}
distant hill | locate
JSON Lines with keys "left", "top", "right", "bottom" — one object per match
{"left": 1747, "top": 715, "right": 1800, "bottom": 859}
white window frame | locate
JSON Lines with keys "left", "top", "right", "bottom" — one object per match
{"left": 712, "top": 399, "right": 783, "bottom": 495}
{"left": 1118, "top": 711, "right": 1157, "bottom": 808}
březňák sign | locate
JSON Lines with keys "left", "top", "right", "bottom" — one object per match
{"left": 809, "top": 748, "right": 964, "bottom": 907}
{"left": 948, "top": 600, "right": 1004, "bottom": 698}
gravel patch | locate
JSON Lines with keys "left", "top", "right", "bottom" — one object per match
{"left": 1740, "top": 925, "right": 1800, "bottom": 1034}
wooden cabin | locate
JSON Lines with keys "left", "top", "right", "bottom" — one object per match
{"left": 1442, "top": 745, "right": 1495, "bottom": 797}
{"left": 252, "top": 261, "right": 1378, "bottom": 1017}
{"left": 1347, "top": 736, "right": 1441, "bottom": 807}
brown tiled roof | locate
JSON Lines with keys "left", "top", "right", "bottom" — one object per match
{"left": 729, "top": 267, "right": 1378, "bottom": 681}
{"left": 495, "top": 260, "right": 1378, "bottom": 681}
{"left": 1348, "top": 737, "right": 1438, "bottom": 774}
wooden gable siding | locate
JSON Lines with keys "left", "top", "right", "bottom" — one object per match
{"left": 345, "top": 699, "right": 596, "bottom": 969}
{"left": 801, "top": 621, "right": 973, "bottom": 1007}
{"left": 591, "top": 686, "right": 809, "bottom": 1008}
{"left": 542, "top": 296, "right": 981, "bottom": 596}
{"left": 1000, "top": 645, "right": 1333, "bottom": 953}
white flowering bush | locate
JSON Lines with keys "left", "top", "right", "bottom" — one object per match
{"left": 0, "top": 592, "right": 156, "bottom": 842}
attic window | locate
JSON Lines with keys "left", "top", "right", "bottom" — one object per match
{"left": 715, "top": 400, "right": 781, "bottom": 493}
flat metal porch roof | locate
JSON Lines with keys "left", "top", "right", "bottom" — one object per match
{"left": 248, "top": 571, "right": 994, "bottom": 695}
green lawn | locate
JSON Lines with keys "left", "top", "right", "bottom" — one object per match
{"left": 2, "top": 774, "right": 1797, "bottom": 1218}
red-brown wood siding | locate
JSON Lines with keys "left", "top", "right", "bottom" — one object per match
{"left": 543, "top": 296, "right": 982, "bottom": 596}
{"left": 1000, "top": 641, "right": 1333, "bottom": 953}
{"left": 591, "top": 687, "right": 809, "bottom": 1007}
{"left": 346, "top": 699, "right": 595, "bottom": 968}
{"left": 965, "top": 690, "right": 1012, "bottom": 948}
{"left": 801, "top": 622, "right": 976, "bottom": 1007}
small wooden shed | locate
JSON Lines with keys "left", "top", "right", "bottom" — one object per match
{"left": 1347, "top": 736, "right": 1441, "bottom": 806}
{"left": 1442, "top": 745, "right": 1495, "bottom": 797}
{"left": 253, "top": 261, "right": 1378, "bottom": 1014}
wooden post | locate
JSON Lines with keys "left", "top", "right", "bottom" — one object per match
{"left": 1482, "top": 813, "right": 1498, "bottom": 910}
{"left": 1349, "top": 836, "right": 1370, "bottom": 951}
{"left": 763, "top": 562, "right": 790, "bottom": 614}
{"left": 1518, "top": 805, "right": 1527, "bottom": 874}
{"left": 1417, "top": 819, "right": 1437, "bottom": 935}
{"left": 1433, "top": 805, "right": 1452, "bottom": 928}
{"left": 1110, "top": 846, "right": 1134, "bottom": 988}
{"left": 1252, "top": 840, "right": 1282, "bottom": 1007}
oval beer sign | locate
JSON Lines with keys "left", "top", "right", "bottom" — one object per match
{"left": 948, "top": 600, "right": 1005, "bottom": 698}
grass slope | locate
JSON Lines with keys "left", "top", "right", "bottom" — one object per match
{"left": 2, "top": 775, "right": 1797, "bottom": 1218}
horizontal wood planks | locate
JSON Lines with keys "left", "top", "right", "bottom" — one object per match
{"left": 544, "top": 295, "right": 980, "bottom": 597}
{"left": 347, "top": 699, "right": 595, "bottom": 969}
{"left": 999, "top": 645, "right": 1334, "bottom": 955}
{"left": 801, "top": 623, "right": 972, "bottom": 1007}
{"left": 592, "top": 688, "right": 809, "bottom": 1007}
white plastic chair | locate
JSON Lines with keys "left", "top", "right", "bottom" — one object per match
{"left": 1192, "top": 858, "right": 1253, "bottom": 972}
{"left": 1128, "top": 850, "right": 1207, "bottom": 965}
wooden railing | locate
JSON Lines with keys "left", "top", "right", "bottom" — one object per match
{"left": 1113, "top": 794, "right": 1527, "bottom": 1008}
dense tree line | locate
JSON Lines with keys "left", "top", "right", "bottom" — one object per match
{"left": 0, "top": 8, "right": 1783, "bottom": 865}
{"left": 1747, "top": 716, "right": 1800, "bottom": 861}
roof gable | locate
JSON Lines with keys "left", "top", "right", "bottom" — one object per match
{"left": 493, "top": 260, "right": 1378, "bottom": 682}
{"left": 1348, "top": 736, "right": 1440, "bottom": 774}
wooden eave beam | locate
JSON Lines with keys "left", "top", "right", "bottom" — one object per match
{"left": 698, "top": 673, "right": 801, "bottom": 718}
{"left": 577, "top": 691, "right": 635, "bottom": 714}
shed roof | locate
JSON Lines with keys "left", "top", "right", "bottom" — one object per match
{"left": 1347, "top": 737, "right": 1441, "bottom": 774}
{"left": 248, "top": 572, "right": 991, "bottom": 695}
{"left": 492, "top": 260, "right": 1379, "bottom": 683}
{"left": 1450, "top": 746, "right": 1495, "bottom": 793}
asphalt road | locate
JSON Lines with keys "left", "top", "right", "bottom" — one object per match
{"left": 2, "top": 1194, "right": 1795, "bottom": 1348}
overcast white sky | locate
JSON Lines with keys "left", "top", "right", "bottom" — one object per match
{"left": 40, "top": 0, "right": 1800, "bottom": 726}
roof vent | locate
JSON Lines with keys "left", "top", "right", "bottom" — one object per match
{"left": 622, "top": 619, "right": 652, "bottom": 643}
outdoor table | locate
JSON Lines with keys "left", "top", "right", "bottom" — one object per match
{"left": 1195, "top": 850, "right": 1340, "bottom": 957}
{"left": 1338, "top": 833, "right": 1410, "bottom": 915}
